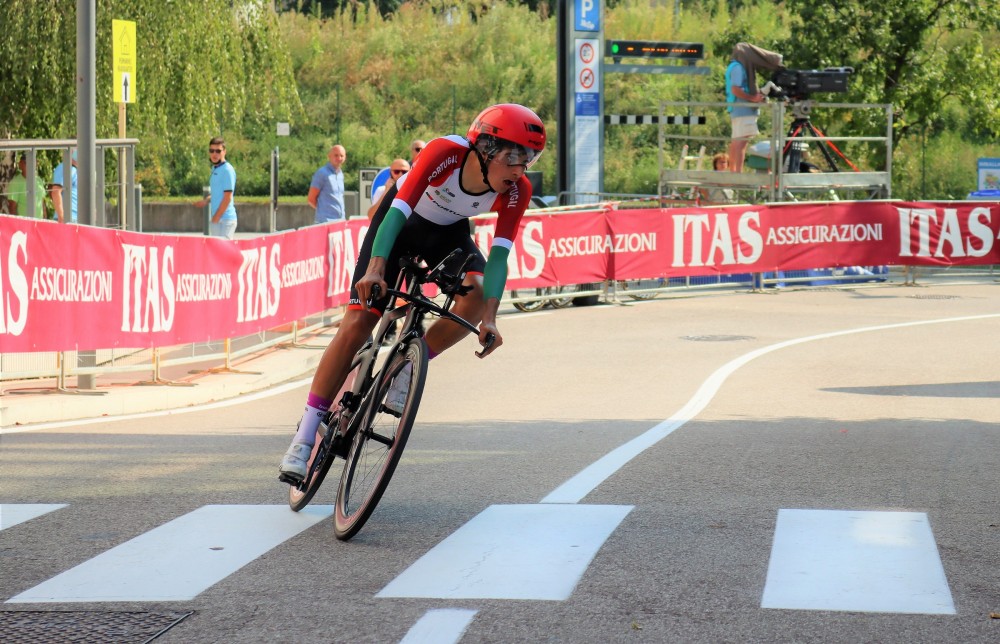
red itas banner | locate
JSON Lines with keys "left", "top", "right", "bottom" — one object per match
{"left": 0, "top": 217, "right": 369, "bottom": 353}
{"left": 486, "top": 201, "right": 1000, "bottom": 285}
{"left": 3, "top": 200, "right": 998, "bottom": 353}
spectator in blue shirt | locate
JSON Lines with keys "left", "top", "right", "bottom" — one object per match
{"left": 50, "top": 149, "right": 78, "bottom": 223}
{"left": 309, "top": 144, "right": 346, "bottom": 223}
{"left": 193, "top": 137, "right": 238, "bottom": 239}
{"left": 725, "top": 42, "right": 783, "bottom": 173}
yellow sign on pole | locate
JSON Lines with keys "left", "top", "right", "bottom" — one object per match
{"left": 112, "top": 20, "right": 137, "bottom": 104}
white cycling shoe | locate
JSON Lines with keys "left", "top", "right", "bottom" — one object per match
{"left": 278, "top": 442, "right": 312, "bottom": 481}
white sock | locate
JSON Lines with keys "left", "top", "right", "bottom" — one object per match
{"left": 292, "top": 403, "right": 328, "bottom": 447}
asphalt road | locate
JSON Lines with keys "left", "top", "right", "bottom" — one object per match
{"left": 2, "top": 281, "right": 998, "bottom": 643}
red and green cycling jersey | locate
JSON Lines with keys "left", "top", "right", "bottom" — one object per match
{"left": 371, "top": 135, "right": 533, "bottom": 300}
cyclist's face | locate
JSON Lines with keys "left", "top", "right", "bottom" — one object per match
{"left": 487, "top": 149, "right": 526, "bottom": 193}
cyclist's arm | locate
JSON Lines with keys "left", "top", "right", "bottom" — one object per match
{"left": 371, "top": 207, "right": 406, "bottom": 258}
{"left": 477, "top": 294, "right": 502, "bottom": 358}
{"left": 475, "top": 244, "right": 510, "bottom": 358}
{"left": 356, "top": 207, "right": 406, "bottom": 308}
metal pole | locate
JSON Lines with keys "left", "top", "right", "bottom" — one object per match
{"left": 203, "top": 186, "right": 211, "bottom": 235}
{"left": 119, "top": 103, "right": 128, "bottom": 229}
{"left": 25, "top": 149, "right": 37, "bottom": 219}
{"left": 77, "top": 0, "right": 97, "bottom": 389}
{"left": 126, "top": 145, "right": 137, "bottom": 230}
{"left": 76, "top": 0, "right": 96, "bottom": 227}
{"left": 134, "top": 182, "right": 143, "bottom": 232}
{"left": 270, "top": 147, "right": 279, "bottom": 233}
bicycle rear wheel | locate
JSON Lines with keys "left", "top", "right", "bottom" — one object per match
{"left": 333, "top": 339, "right": 427, "bottom": 540}
{"left": 288, "top": 355, "right": 362, "bottom": 512}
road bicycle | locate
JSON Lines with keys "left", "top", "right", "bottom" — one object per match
{"left": 285, "top": 249, "right": 491, "bottom": 540}
{"left": 510, "top": 284, "right": 580, "bottom": 312}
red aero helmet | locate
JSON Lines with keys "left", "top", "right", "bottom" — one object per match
{"left": 467, "top": 104, "right": 546, "bottom": 167}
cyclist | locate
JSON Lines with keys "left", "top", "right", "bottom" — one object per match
{"left": 279, "top": 103, "right": 546, "bottom": 482}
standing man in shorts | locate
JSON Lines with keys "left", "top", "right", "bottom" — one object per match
{"left": 726, "top": 42, "right": 783, "bottom": 173}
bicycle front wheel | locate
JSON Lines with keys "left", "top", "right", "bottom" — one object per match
{"left": 334, "top": 339, "right": 427, "bottom": 540}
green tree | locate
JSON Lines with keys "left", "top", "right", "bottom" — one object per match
{"left": 0, "top": 0, "right": 302, "bottom": 195}
{"left": 778, "top": 0, "right": 1000, "bottom": 140}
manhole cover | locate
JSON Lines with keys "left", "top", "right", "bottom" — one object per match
{"left": 682, "top": 335, "right": 755, "bottom": 342}
{"left": 908, "top": 294, "right": 960, "bottom": 300}
{"left": 0, "top": 610, "right": 191, "bottom": 644}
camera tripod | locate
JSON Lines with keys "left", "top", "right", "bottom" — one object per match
{"left": 782, "top": 100, "right": 848, "bottom": 174}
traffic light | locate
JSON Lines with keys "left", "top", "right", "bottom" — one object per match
{"left": 606, "top": 41, "right": 704, "bottom": 61}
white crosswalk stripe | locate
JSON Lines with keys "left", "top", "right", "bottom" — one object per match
{"left": 6, "top": 505, "right": 332, "bottom": 603}
{"left": 377, "top": 504, "right": 633, "bottom": 600}
{"left": 0, "top": 504, "right": 67, "bottom": 530}
{"left": 761, "top": 509, "right": 955, "bottom": 614}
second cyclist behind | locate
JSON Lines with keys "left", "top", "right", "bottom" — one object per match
{"left": 279, "top": 103, "right": 547, "bottom": 482}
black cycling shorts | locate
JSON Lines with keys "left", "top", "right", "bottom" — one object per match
{"left": 349, "top": 184, "right": 486, "bottom": 314}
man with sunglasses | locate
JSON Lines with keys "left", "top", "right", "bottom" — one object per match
{"left": 309, "top": 144, "right": 347, "bottom": 224}
{"left": 409, "top": 139, "right": 426, "bottom": 165}
{"left": 193, "top": 137, "right": 237, "bottom": 239}
{"left": 366, "top": 158, "right": 410, "bottom": 219}
{"left": 279, "top": 103, "right": 547, "bottom": 482}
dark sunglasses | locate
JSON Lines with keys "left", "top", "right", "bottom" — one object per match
{"left": 209, "top": 148, "right": 223, "bottom": 154}
{"left": 391, "top": 169, "right": 407, "bottom": 176}
{"left": 412, "top": 147, "right": 423, "bottom": 153}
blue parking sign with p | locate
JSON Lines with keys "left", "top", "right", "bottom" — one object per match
{"left": 575, "top": 0, "right": 600, "bottom": 32}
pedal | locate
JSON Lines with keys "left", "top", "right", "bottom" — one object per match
{"left": 278, "top": 471, "right": 304, "bottom": 486}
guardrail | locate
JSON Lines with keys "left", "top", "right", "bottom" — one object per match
{"left": 1, "top": 138, "right": 140, "bottom": 229}
{"left": 655, "top": 100, "right": 893, "bottom": 203}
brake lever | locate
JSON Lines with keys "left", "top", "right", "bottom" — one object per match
{"left": 367, "top": 283, "right": 381, "bottom": 309}
{"left": 475, "top": 332, "right": 496, "bottom": 358}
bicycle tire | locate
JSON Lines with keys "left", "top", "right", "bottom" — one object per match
{"left": 333, "top": 339, "right": 427, "bottom": 540}
{"left": 511, "top": 288, "right": 547, "bottom": 312}
{"left": 287, "top": 355, "right": 362, "bottom": 512}
{"left": 550, "top": 284, "right": 579, "bottom": 308}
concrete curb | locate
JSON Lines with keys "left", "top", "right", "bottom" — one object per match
{"left": 1, "top": 340, "right": 328, "bottom": 429}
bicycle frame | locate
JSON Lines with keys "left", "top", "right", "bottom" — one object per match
{"left": 332, "top": 250, "right": 484, "bottom": 448}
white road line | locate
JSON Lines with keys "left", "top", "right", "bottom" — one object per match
{"left": 2, "top": 311, "right": 552, "bottom": 435}
{"left": 6, "top": 505, "right": 332, "bottom": 603}
{"left": 761, "top": 509, "right": 955, "bottom": 614}
{"left": 0, "top": 504, "right": 67, "bottom": 530}
{"left": 541, "top": 313, "right": 1000, "bottom": 504}
{"left": 377, "top": 504, "right": 633, "bottom": 600}
{"left": 0, "top": 379, "right": 313, "bottom": 434}
{"left": 399, "top": 609, "right": 478, "bottom": 644}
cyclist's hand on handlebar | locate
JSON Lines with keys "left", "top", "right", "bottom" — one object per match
{"left": 356, "top": 259, "right": 388, "bottom": 311}
{"left": 475, "top": 322, "right": 501, "bottom": 359}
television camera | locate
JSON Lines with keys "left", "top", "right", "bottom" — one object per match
{"left": 758, "top": 67, "right": 855, "bottom": 174}
{"left": 761, "top": 67, "right": 853, "bottom": 102}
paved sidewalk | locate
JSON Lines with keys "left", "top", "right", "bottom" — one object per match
{"left": 0, "top": 330, "right": 333, "bottom": 429}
